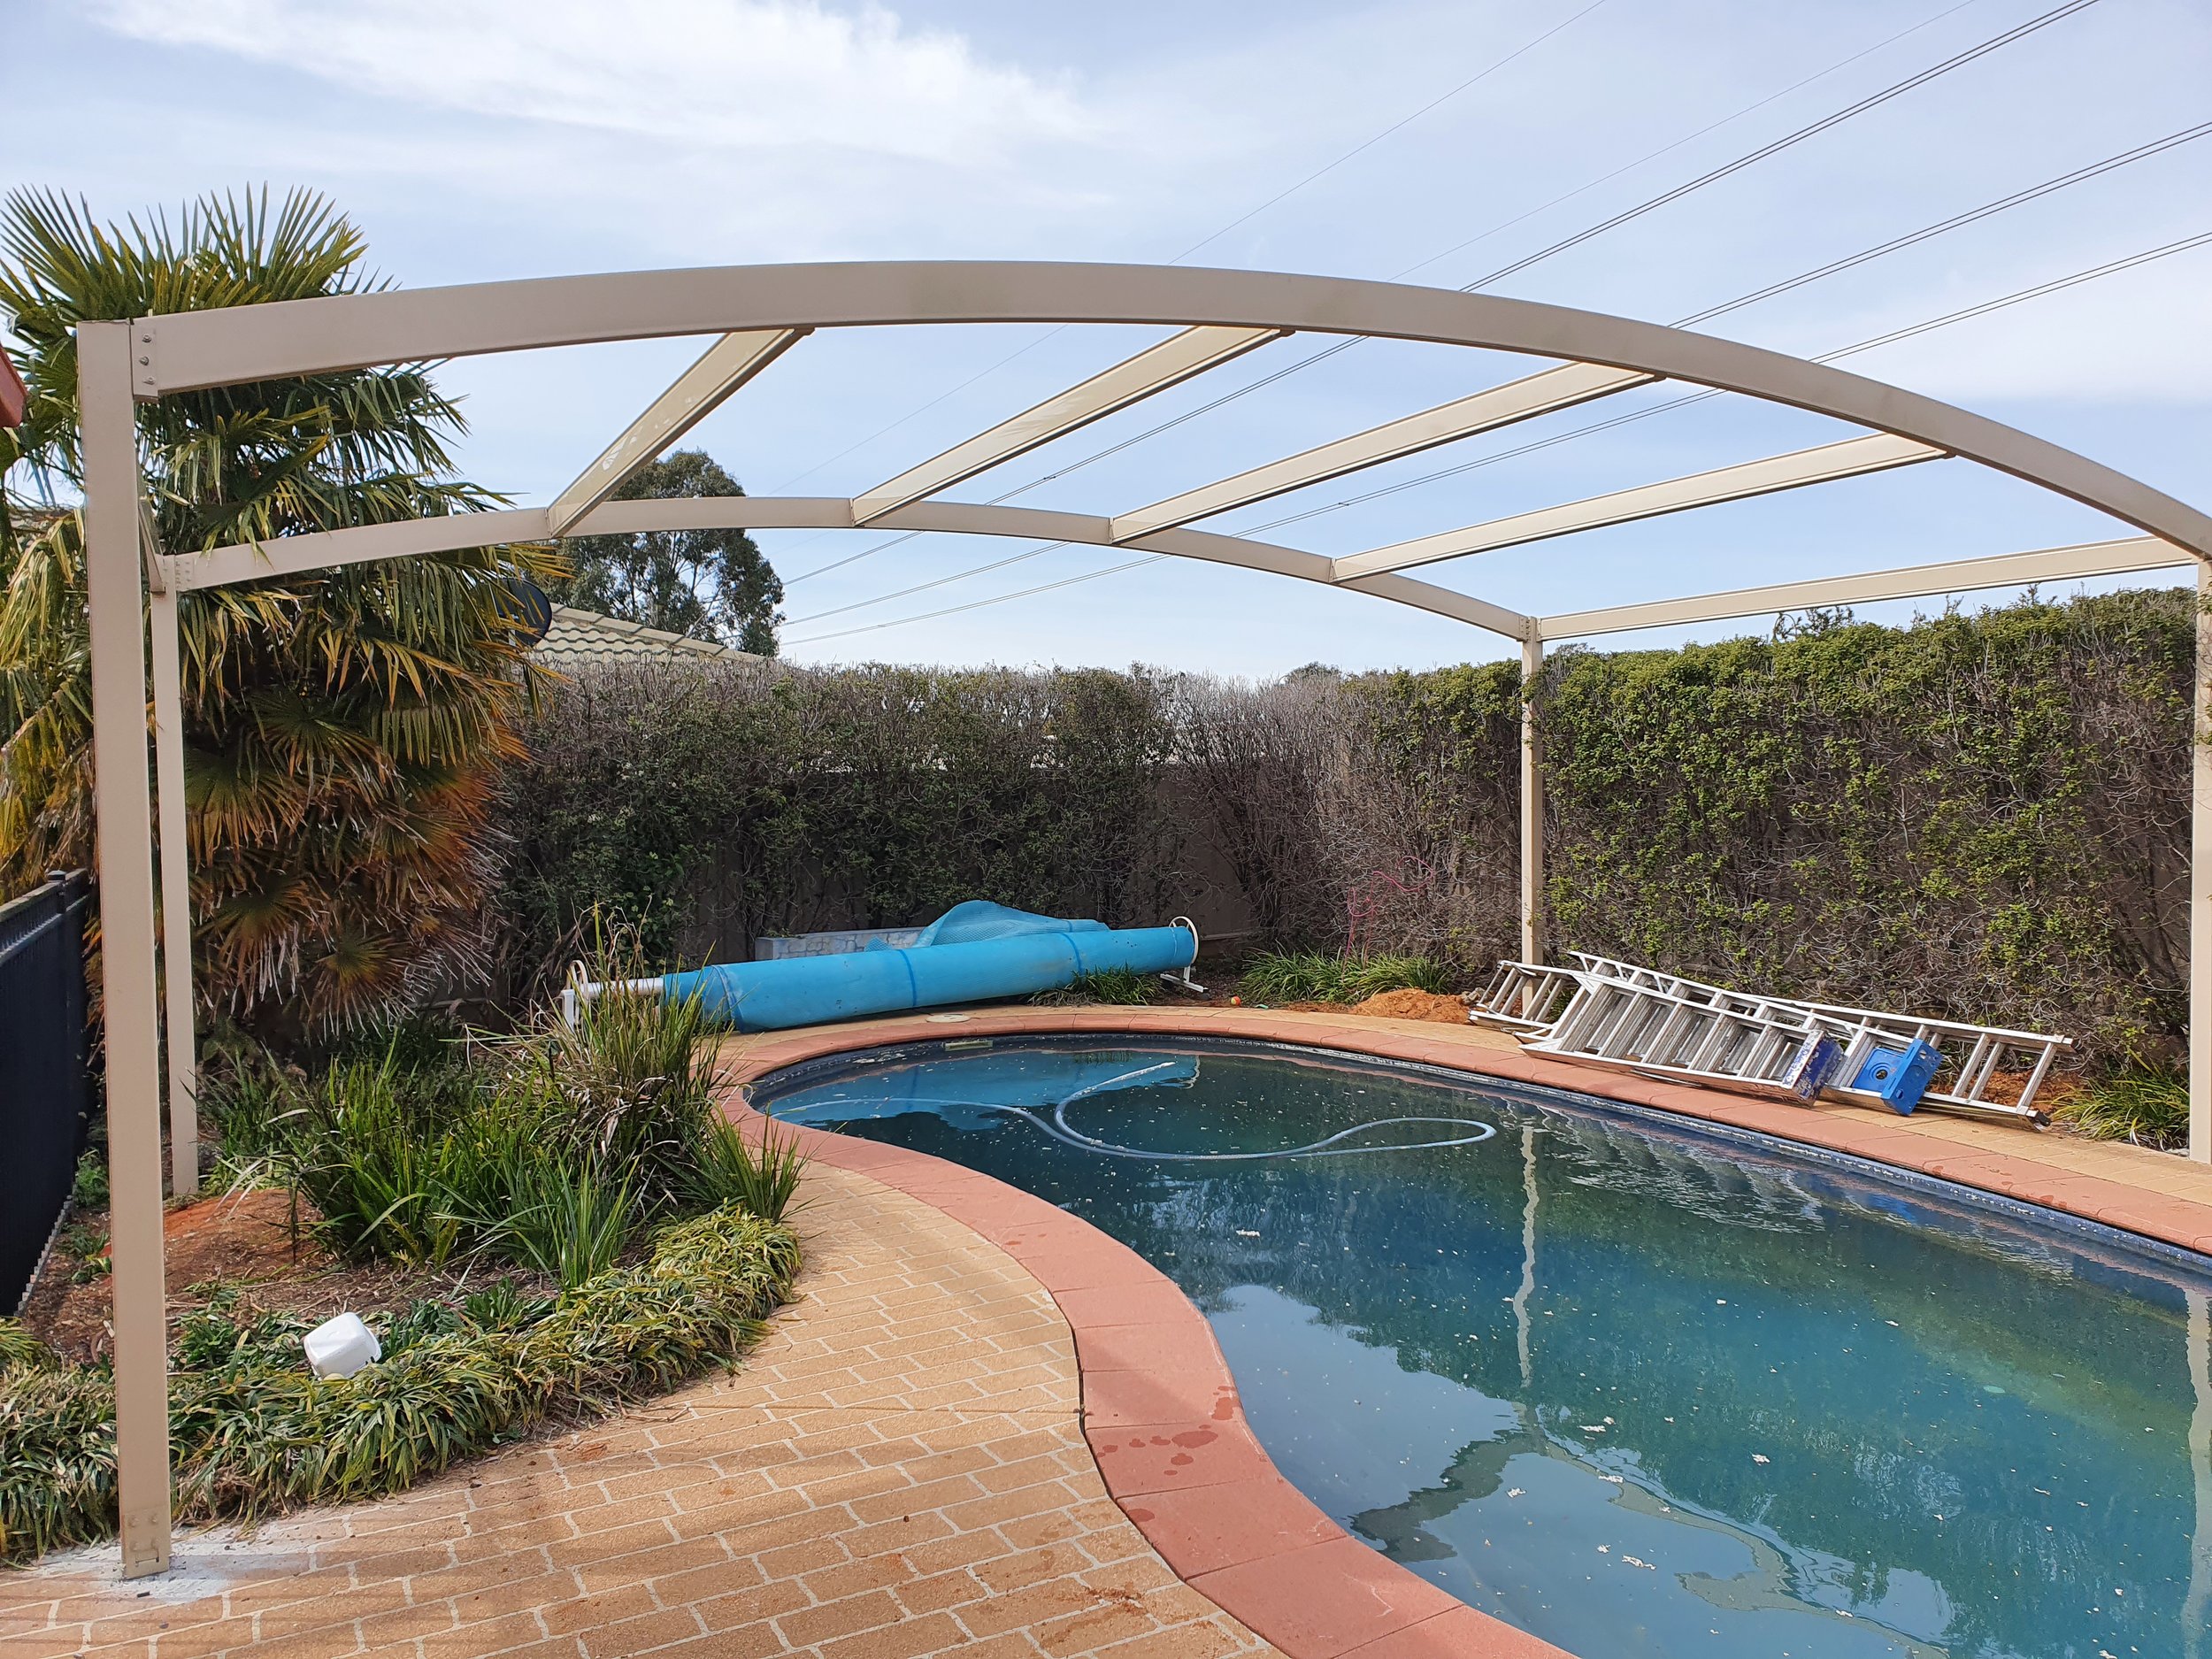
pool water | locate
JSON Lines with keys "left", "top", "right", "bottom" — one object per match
{"left": 756, "top": 1037, "right": 2212, "bottom": 1659}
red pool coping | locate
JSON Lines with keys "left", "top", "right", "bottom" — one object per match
{"left": 720, "top": 1006, "right": 2212, "bottom": 1659}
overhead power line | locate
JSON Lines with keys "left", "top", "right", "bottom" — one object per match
{"left": 773, "top": 0, "right": 1984, "bottom": 559}
{"left": 951, "top": 0, "right": 2108, "bottom": 511}
{"left": 781, "top": 227, "right": 2212, "bottom": 647}
{"left": 1463, "top": 0, "right": 2101, "bottom": 292}
{"left": 784, "top": 112, "right": 2208, "bottom": 629}
{"left": 1232, "top": 227, "right": 2212, "bottom": 539}
{"left": 1673, "top": 118, "right": 2212, "bottom": 326}
{"left": 765, "top": 0, "right": 1617, "bottom": 507}
{"left": 1171, "top": 0, "right": 1617, "bottom": 265}
{"left": 1391, "top": 0, "right": 1985, "bottom": 282}
{"left": 791, "top": 0, "right": 2105, "bottom": 591}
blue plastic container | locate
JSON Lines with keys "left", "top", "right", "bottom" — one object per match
{"left": 1851, "top": 1036, "right": 1942, "bottom": 1114}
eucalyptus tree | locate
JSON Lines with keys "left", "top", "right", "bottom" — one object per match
{"left": 560, "top": 449, "right": 783, "bottom": 655}
{"left": 0, "top": 187, "right": 558, "bottom": 1036}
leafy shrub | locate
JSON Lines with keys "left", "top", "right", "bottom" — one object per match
{"left": 199, "top": 1064, "right": 306, "bottom": 1165}
{"left": 502, "top": 1156, "right": 638, "bottom": 1291}
{"left": 497, "top": 663, "right": 1183, "bottom": 992}
{"left": 69, "top": 1151, "right": 106, "bottom": 1210}
{"left": 0, "top": 1204, "right": 799, "bottom": 1562}
{"left": 242, "top": 935, "right": 800, "bottom": 1281}
{"left": 1241, "top": 949, "right": 1449, "bottom": 1005}
{"left": 509, "top": 938, "right": 726, "bottom": 1201}
{"left": 0, "top": 1323, "right": 52, "bottom": 1373}
{"left": 58, "top": 1224, "right": 108, "bottom": 1285}
{"left": 463, "top": 1279, "right": 554, "bottom": 1333}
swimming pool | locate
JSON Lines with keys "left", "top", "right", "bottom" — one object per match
{"left": 755, "top": 1036, "right": 2212, "bottom": 1659}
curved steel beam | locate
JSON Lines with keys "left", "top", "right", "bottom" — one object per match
{"left": 130, "top": 261, "right": 2212, "bottom": 562}
{"left": 163, "top": 495, "right": 1533, "bottom": 641}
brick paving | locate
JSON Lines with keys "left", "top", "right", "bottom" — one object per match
{"left": 0, "top": 1163, "right": 1282, "bottom": 1659}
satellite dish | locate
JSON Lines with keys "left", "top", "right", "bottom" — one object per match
{"left": 503, "top": 578, "right": 555, "bottom": 647}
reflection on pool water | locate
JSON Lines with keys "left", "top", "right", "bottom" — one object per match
{"left": 756, "top": 1038, "right": 2212, "bottom": 1659}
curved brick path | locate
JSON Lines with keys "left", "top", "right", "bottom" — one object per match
{"left": 0, "top": 1162, "right": 1281, "bottom": 1659}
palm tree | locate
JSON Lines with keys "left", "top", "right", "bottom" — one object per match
{"left": 0, "top": 187, "right": 559, "bottom": 1036}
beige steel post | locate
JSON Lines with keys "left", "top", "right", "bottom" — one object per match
{"left": 80, "top": 320, "right": 173, "bottom": 1575}
{"left": 2194, "top": 559, "right": 2212, "bottom": 1164}
{"left": 1520, "top": 627, "right": 1546, "bottom": 967}
{"left": 150, "top": 584, "right": 197, "bottom": 1194}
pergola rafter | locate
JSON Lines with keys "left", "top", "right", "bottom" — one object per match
{"left": 851, "top": 325, "right": 1283, "bottom": 524}
{"left": 1333, "top": 432, "right": 1947, "bottom": 580}
{"left": 1542, "top": 533, "right": 2184, "bottom": 640}
{"left": 1109, "top": 360, "right": 1659, "bottom": 541}
{"left": 544, "top": 326, "right": 808, "bottom": 536}
{"left": 82, "top": 261, "right": 2212, "bottom": 1577}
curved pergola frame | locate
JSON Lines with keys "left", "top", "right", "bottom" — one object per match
{"left": 74, "top": 262, "right": 2212, "bottom": 1573}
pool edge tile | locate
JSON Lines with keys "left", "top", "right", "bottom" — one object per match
{"left": 1188, "top": 1537, "right": 1475, "bottom": 1659}
{"left": 725, "top": 1067, "right": 1568, "bottom": 1658}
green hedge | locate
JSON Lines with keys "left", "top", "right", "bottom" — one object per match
{"left": 496, "top": 664, "right": 1180, "bottom": 991}
{"left": 493, "top": 589, "right": 2193, "bottom": 1060}
{"left": 1538, "top": 592, "right": 2189, "bottom": 1056}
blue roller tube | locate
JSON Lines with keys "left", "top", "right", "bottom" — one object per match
{"left": 664, "top": 923, "right": 1197, "bottom": 1033}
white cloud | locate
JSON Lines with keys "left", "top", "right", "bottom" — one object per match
{"left": 88, "top": 0, "right": 1104, "bottom": 168}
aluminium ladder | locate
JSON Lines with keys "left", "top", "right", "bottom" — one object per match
{"left": 1478, "top": 956, "right": 2079, "bottom": 1124}
{"left": 1463, "top": 959, "right": 1582, "bottom": 1033}
{"left": 1566, "top": 960, "right": 2062, "bottom": 1133}
{"left": 1521, "top": 968, "right": 1850, "bottom": 1105}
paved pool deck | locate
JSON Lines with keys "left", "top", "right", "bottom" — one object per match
{"left": 7, "top": 1002, "right": 2208, "bottom": 1659}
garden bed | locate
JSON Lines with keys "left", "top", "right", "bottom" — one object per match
{"left": 2, "top": 959, "right": 810, "bottom": 1565}
{"left": 16, "top": 1190, "right": 561, "bottom": 1367}
{"left": 1, "top": 1202, "right": 797, "bottom": 1563}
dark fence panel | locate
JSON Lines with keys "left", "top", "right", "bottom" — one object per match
{"left": 0, "top": 872, "right": 94, "bottom": 1313}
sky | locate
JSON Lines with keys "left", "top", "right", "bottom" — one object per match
{"left": 10, "top": 0, "right": 2212, "bottom": 675}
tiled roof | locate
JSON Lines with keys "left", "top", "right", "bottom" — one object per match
{"left": 530, "top": 605, "right": 762, "bottom": 664}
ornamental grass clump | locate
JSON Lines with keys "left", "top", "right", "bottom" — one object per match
{"left": 1240, "top": 949, "right": 1449, "bottom": 1005}
{"left": 2054, "top": 1068, "right": 2189, "bottom": 1149}
{"left": 264, "top": 933, "right": 787, "bottom": 1283}
{"left": 688, "top": 1119, "right": 809, "bottom": 1224}
{"left": 0, "top": 1205, "right": 799, "bottom": 1563}
{"left": 1031, "top": 965, "right": 1159, "bottom": 1007}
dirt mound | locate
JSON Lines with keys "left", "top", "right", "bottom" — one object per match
{"left": 1350, "top": 988, "right": 1469, "bottom": 1025}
